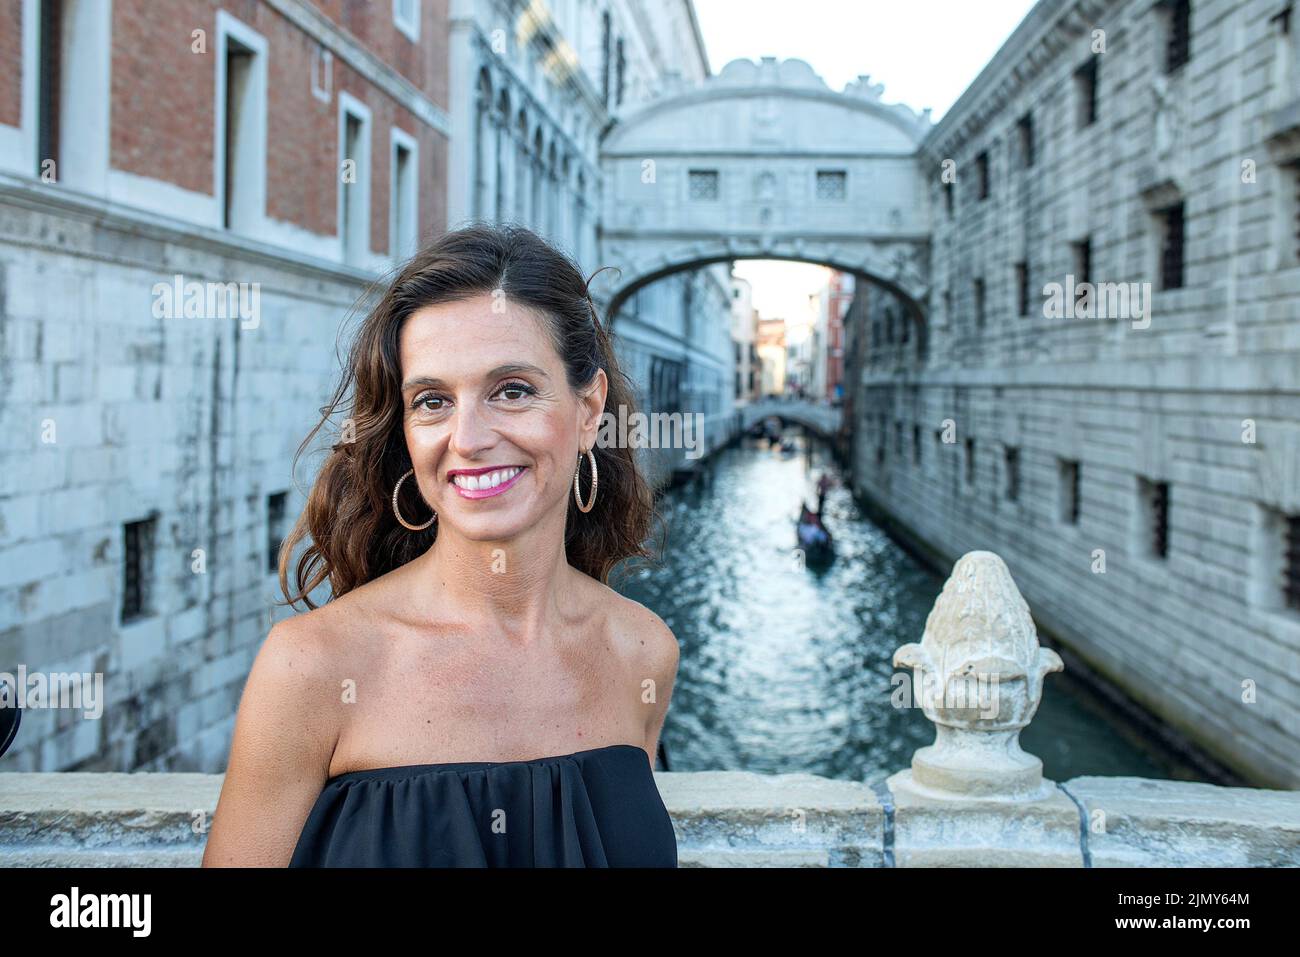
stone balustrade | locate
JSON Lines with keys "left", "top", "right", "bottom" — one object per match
{"left": 2, "top": 552, "right": 1297, "bottom": 867}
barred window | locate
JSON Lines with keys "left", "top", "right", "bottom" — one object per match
{"left": 1164, "top": 0, "right": 1191, "bottom": 73}
{"left": 688, "top": 169, "right": 719, "bottom": 201}
{"left": 1075, "top": 58, "right": 1098, "bottom": 128}
{"left": 1285, "top": 513, "right": 1300, "bottom": 612}
{"left": 267, "top": 491, "right": 288, "bottom": 574}
{"left": 816, "top": 170, "right": 847, "bottom": 200}
{"left": 1072, "top": 238, "right": 1092, "bottom": 304}
{"left": 1291, "top": 163, "right": 1300, "bottom": 264}
{"left": 1139, "top": 478, "right": 1170, "bottom": 559}
{"left": 1158, "top": 202, "right": 1185, "bottom": 290}
{"left": 1005, "top": 447, "right": 1021, "bottom": 502}
{"left": 1015, "top": 261, "right": 1029, "bottom": 316}
{"left": 1059, "top": 459, "right": 1080, "bottom": 525}
{"left": 1017, "top": 112, "right": 1035, "bottom": 168}
{"left": 122, "top": 516, "right": 157, "bottom": 624}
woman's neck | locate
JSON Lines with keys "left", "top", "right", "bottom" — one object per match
{"left": 415, "top": 510, "right": 576, "bottom": 645}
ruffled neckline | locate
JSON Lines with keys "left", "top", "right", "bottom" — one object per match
{"left": 324, "top": 743, "right": 648, "bottom": 785}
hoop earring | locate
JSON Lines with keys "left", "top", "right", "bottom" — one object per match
{"left": 573, "top": 448, "right": 598, "bottom": 513}
{"left": 392, "top": 468, "right": 435, "bottom": 531}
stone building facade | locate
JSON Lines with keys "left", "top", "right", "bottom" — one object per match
{"left": 848, "top": 0, "right": 1300, "bottom": 788}
{"left": 0, "top": 0, "right": 451, "bottom": 771}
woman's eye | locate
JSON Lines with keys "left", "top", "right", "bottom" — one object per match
{"left": 413, "top": 393, "right": 443, "bottom": 412}
{"left": 497, "top": 381, "right": 535, "bottom": 401}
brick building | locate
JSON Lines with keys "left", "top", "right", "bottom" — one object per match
{"left": 0, "top": 0, "right": 451, "bottom": 770}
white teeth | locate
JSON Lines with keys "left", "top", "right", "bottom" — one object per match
{"left": 453, "top": 467, "right": 522, "bottom": 490}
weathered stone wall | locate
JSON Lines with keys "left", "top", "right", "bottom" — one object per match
{"left": 0, "top": 180, "right": 368, "bottom": 772}
{"left": 849, "top": 0, "right": 1300, "bottom": 788}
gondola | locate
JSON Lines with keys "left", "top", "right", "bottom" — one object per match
{"left": 795, "top": 514, "right": 834, "bottom": 565}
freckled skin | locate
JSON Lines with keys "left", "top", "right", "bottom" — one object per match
{"left": 201, "top": 292, "right": 679, "bottom": 866}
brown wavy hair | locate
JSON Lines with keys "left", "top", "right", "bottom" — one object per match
{"left": 278, "top": 222, "right": 659, "bottom": 609}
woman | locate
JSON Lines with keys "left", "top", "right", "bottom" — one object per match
{"left": 202, "top": 224, "right": 680, "bottom": 867}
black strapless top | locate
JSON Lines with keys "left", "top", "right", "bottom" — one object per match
{"left": 288, "top": 743, "right": 678, "bottom": 867}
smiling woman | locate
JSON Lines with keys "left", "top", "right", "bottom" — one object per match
{"left": 200, "top": 223, "right": 679, "bottom": 868}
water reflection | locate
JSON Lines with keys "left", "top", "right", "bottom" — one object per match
{"left": 615, "top": 426, "right": 1208, "bottom": 786}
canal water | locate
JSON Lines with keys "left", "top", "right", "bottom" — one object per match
{"left": 615, "top": 426, "right": 1208, "bottom": 786}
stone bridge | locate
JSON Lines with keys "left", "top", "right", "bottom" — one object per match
{"left": 592, "top": 57, "right": 932, "bottom": 321}
{"left": 738, "top": 398, "right": 842, "bottom": 441}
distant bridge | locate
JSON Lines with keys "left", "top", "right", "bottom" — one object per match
{"left": 738, "top": 398, "right": 842, "bottom": 440}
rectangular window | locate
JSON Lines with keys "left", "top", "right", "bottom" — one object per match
{"left": 1164, "top": 0, "right": 1191, "bottom": 73}
{"left": 895, "top": 420, "right": 904, "bottom": 456}
{"left": 973, "top": 278, "right": 985, "bottom": 328}
{"left": 816, "top": 170, "right": 847, "bottom": 200}
{"left": 1158, "top": 202, "right": 1186, "bottom": 290}
{"left": 976, "top": 151, "right": 990, "bottom": 200}
{"left": 390, "top": 132, "right": 417, "bottom": 260}
{"left": 1072, "top": 238, "right": 1091, "bottom": 304}
{"left": 616, "top": 36, "right": 626, "bottom": 107}
{"left": 943, "top": 179, "right": 954, "bottom": 217}
{"left": 1138, "top": 478, "right": 1170, "bottom": 559}
{"left": 1075, "top": 58, "right": 1098, "bottom": 129}
{"left": 393, "top": 0, "right": 420, "bottom": 42}
{"left": 1005, "top": 447, "right": 1021, "bottom": 502}
{"left": 688, "top": 169, "right": 719, "bottom": 201}
{"left": 964, "top": 437, "right": 976, "bottom": 487}
{"left": 1015, "top": 261, "right": 1029, "bottom": 316}
{"left": 1285, "top": 513, "right": 1300, "bottom": 612}
{"left": 267, "top": 492, "right": 288, "bottom": 573}
{"left": 912, "top": 424, "right": 922, "bottom": 465}
{"left": 1017, "top": 112, "right": 1035, "bottom": 168}
{"left": 222, "top": 39, "right": 255, "bottom": 229}
{"left": 122, "top": 516, "right": 157, "bottom": 624}
{"left": 340, "top": 95, "right": 372, "bottom": 265}
{"left": 600, "top": 11, "right": 612, "bottom": 106}
{"left": 1289, "top": 163, "right": 1300, "bottom": 266}
{"left": 1059, "top": 459, "right": 1080, "bottom": 525}
{"left": 37, "top": 0, "right": 65, "bottom": 177}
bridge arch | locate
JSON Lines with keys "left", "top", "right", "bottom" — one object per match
{"left": 595, "top": 57, "right": 934, "bottom": 320}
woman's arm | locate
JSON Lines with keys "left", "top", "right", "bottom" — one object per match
{"left": 637, "top": 611, "right": 680, "bottom": 768}
{"left": 201, "top": 618, "right": 340, "bottom": 867}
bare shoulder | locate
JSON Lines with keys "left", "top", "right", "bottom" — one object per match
{"left": 579, "top": 575, "right": 679, "bottom": 679}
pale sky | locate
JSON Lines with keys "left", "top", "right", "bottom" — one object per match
{"left": 694, "top": 0, "right": 1039, "bottom": 322}
{"left": 692, "top": 0, "right": 1039, "bottom": 121}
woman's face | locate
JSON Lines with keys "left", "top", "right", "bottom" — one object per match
{"left": 397, "top": 291, "right": 606, "bottom": 542}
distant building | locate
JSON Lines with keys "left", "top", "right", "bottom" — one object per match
{"left": 730, "top": 275, "right": 759, "bottom": 405}
{"left": 756, "top": 317, "right": 786, "bottom": 397}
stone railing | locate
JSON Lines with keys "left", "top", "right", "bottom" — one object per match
{"left": 2, "top": 552, "right": 1297, "bottom": 867}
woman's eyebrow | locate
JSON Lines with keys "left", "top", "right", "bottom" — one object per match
{"left": 402, "top": 363, "right": 550, "bottom": 391}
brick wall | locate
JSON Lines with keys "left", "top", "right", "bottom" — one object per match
{"left": 0, "top": 0, "right": 22, "bottom": 128}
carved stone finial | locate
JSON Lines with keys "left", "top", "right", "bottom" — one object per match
{"left": 893, "top": 550, "right": 1063, "bottom": 800}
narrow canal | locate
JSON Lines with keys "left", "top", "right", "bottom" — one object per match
{"left": 616, "top": 424, "right": 1209, "bottom": 786}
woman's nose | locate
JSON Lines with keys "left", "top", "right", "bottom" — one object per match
{"left": 448, "top": 399, "right": 495, "bottom": 455}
